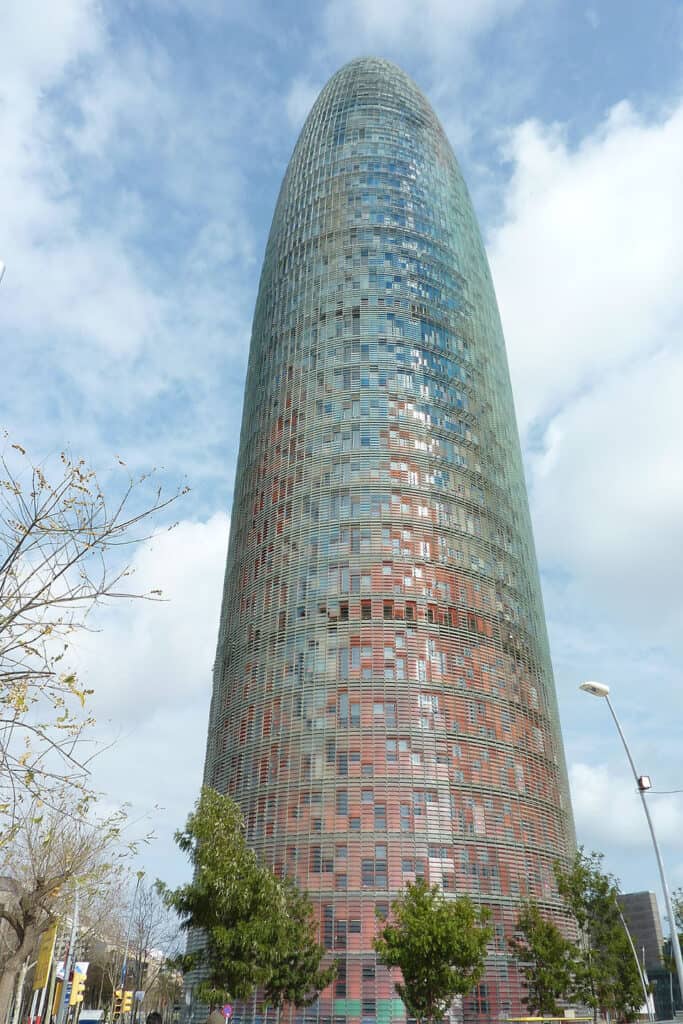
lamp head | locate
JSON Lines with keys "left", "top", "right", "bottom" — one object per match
{"left": 579, "top": 680, "right": 610, "bottom": 698}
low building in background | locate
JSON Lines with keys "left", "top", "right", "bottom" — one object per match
{"left": 617, "top": 891, "right": 683, "bottom": 1022}
{"left": 618, "top": 891, "right": 665, "bottom": 972}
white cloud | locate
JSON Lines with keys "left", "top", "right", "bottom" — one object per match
{"left": 321, "top": 0, "right": 525, "bottom": 61}
{"left": 0, "top": 0, "right": 257, "bottom": 483}
{"left": 0, "top": 2, "right": 165, "bottom": 360}
{"left": 1, "top": 0, "right": 101, "bottom": 99}
{"left": 73, "top": 513, "right": 229, "bottom": 725}
{"left": 91, "top": 699, "right": 210, "bottom": 885}
{"left": 570, "top": 761, "right": 683, "bottom": 851}
{"left": 490, "top": 97, "right": 683, "bottom": 891}
{"left": 532, "top": 347, "right": 683, "bottom": 632}
{"left": 490, "top": 100, "right": 683, "bottom": 436}
{"left": 488, "top": 96, "right": 683, "bottom": 638}
{"left": 68, "top": 514, "right": 230, "bottom": 884}
{"left": 285, "top": 76, "right": 322, "bottom": 127}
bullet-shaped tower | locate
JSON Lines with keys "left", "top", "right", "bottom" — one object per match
{"left": 202, "top": 57, "right": 574, "bottom": 1024}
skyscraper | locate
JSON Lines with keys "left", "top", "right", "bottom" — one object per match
{"left": 202, "top": 57, "right": 574, "bottom": 1024}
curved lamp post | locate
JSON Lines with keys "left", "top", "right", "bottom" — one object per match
{"left": 579, "top": 680, "right": 683, "bottom": 1011}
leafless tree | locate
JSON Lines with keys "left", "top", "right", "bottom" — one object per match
{"left": 64, "top": 878, "right": 183, "bottom": 1016}
{"left": 0, "top": 436, "right": 187, "bottom": 827}
{"left": 79, "top": 895, "right": 130, "bottom": 1010}
{"left": 0, "top": 793, "right": 135, "bottom": 1024}
{"left": 129, "top": 882, "right": 182, "bottom": 1020}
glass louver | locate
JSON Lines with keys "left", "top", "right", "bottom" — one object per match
{"left": 200, "top": 57, "right": 575, "bottom": 1024}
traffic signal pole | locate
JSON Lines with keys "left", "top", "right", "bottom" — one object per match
{"left": 120, "top": 875, "right": 143, "bottom": 1000}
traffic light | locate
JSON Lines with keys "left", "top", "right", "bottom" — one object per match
{"left": 114, "top": 989, "right": 123, "bottom": 1018}
{"left": 70, "top": 967, "right": 88, "bottom": 1005}
{"left": 122, "top": 991, "right": 134, "bottom": 1014}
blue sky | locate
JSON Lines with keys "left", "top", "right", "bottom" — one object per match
{"left": 2, "top": 0, "right": 683, "bottom": 923}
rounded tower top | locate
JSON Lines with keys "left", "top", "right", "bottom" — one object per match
{"left": 289, "top": 55, "right": 454, "bottom": 176}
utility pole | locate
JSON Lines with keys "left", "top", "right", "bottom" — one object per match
{"left": 120, "top": 873, "right": 144, "bottom": 1024}
{"left": 56, "top": 890, "right": 79, "bottom": 1024}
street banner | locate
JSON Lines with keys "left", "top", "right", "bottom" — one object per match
{"left": 33, "top": 922, "right": 58, "bottom": 990}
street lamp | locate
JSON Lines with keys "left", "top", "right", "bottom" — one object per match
{"left": 579, "top": 680, "right": 683, "bottom": 1010}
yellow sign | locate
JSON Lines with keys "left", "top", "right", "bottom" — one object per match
{"left": 52, "top": 982, "right": 63, "bottom": 1016}
{"left": 33, "top": 922, "right": 58, "bottom": 991}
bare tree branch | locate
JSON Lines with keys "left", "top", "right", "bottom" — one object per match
{"left": 0, "top": 435, "right": 188, "bottom": 827}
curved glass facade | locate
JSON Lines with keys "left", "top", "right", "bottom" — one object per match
{"left": 202, "top": 57, "right": 575, "bottom": 1024}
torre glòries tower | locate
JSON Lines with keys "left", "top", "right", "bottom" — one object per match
{"left": 201, "top": 58, "right": 575, "bottom": 1024}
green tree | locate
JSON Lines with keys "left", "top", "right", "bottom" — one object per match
{"left": 673, "top": 889, "right": 683, "bottom": 932}
{"left": 158, "top": 787, "right": 333, "bottom": 1012}
{"left": 373, "top": 880, "right": 492, "bottom": 1024}
{"left": 262, "top": 877, "right": 336, "bottom": 1021}
{"left": 509, "top": 901, "right": 578, "bottom": 1015}
{"left": 669, "top": 888, "right": 683, "bottom": 965}
{"left": 555, "top": 849, "right": 643, "bottom": 1023}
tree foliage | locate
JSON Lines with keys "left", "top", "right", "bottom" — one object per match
{"left": 158, "top": 787, "right": 334, "bottom": 1012}
{"left": 673, "top": 888, "right": 683, "bottom": 932}
{"left": 510, "top": 851, "right": 646, "bottom": 1022}
{"left": 0, "top": 437, "right": 187, "bottom": 827}
{"left": 509, "top": 901, "right": 578, "bottom": 1015}
{"left": 554, "top": 849, "right": 644, "bottom": 1022}
{"left": 373, "top": 880, "right": 492, "bottom": 1024}
{"left": 670, "top": 888, "right": 683, "bottom": 964}
{"left": 262, "top": 876, "right": 336, "bottom": 1013}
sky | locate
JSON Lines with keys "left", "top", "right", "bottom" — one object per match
{"left": 1, "top": 0, "right": 683, "bottom": 925}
